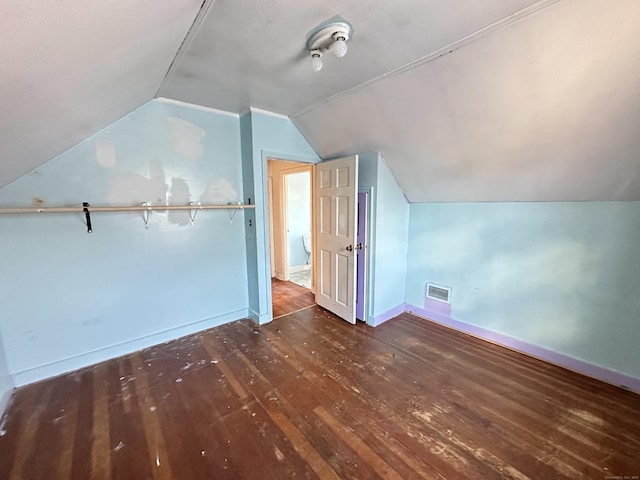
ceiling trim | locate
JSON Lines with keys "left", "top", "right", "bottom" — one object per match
{"left": 248, "top": 107, "right": 290, "bottom": 120}
{"left": 292, "top": 0, "right": 563, "bottom": 118}
{"left": 156, "top": 97, "right": 239, "bottom": 118}
{"left": 154, "top": 0, "right": 220, "bottom": 98}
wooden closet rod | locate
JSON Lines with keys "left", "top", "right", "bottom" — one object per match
{"left": 0, "top": 201, "right": 254, "bottom": 233}
{"left": 0, "top": 203, "right": 254, "bottom": 214}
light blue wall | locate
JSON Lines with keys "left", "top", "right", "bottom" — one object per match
{"left": 358, "top": 153, "right": 378, "bottom": 323}
{"left": 405, "top": 202, "right": 640, "bottom": 380}
{"left": 358, "top": 152, "right": 378, "bottom": 186}
{"left": 286, "top": 172, "right": 311, "bottom": 268}
{"left": 241, "top": 110, "right": 319, "bottom": 323}
{"left": 240, "top": 112, "right": 259, "bottom": 321}
{"left": 0, "top": 99, "right": 249, "bottom": 385}
{"left": 358, "top": 152, "right": 410, "bottom": 323}
{"left": 374, "top": 156, "right": 410, "bottom": 316}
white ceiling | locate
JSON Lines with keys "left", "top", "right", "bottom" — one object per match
{"left": 0, "top": 0, "right": 203, "bottom": 188}
{"left": 158, "top": 0, "right": 542, "bottom": 115}
{"left": 293, "top": 0, "right": 640, "bottom": 201}
{"left": 2, "top": 0, "right": 639, "bottom": 201}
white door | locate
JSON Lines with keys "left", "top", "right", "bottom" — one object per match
{"left": 314, "top": 155, "right": 358, "bottom": 324}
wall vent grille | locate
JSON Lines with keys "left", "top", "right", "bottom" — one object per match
{"left": 426, "top": 283, "right": 452, "bottom": 303}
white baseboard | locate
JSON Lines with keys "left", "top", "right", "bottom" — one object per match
{"left": 405, "top": 304, "right": 640, "bottom": 394}
{"left": 249, "top": 308, "right": 273, "bottom": 325}
{"left": 0, "top": 384, "right": 14, "bottom": 421}
{"left": 370, "top": 304, "right": 407, "bottom": 326}
{"left": 11, "top": 309, "right": 249, "bottom": 387}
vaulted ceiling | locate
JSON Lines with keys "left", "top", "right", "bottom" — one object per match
{"left": 2, "top": 0, "right": 639, "bottom": 201}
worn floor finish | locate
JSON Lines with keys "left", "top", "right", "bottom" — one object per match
{"left": 271, "top": 278, "right": 315, "bottom": 318}
{"left": 1, "top": 308, "right": 638, "bottom": 479}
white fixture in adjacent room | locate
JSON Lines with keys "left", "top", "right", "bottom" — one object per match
{"left": 306, "top": 21, "right": 352, "bottom": 72}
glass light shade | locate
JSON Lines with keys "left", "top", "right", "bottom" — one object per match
{"left": 331, "top": 38, "right": 348, "bottom": 58}
{"left": 311, "top": 55, "right": 323, "bottom": 72}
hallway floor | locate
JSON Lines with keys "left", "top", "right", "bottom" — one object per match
{"left": 271, "top": 278, "right": 315, "bottom": 318}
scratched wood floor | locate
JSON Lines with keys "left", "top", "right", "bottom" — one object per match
{"left": 1, "top": 307, "right": 639, "bottom": 479}
{"left": 271, "top": 278, "right": 315, "bottom": 318}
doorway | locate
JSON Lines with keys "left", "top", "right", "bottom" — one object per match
{"left": 285, "top": 170, "right": 312, "bottom": 288}
{"left": 267, "top": 159, "right": 315, "bottom": 318}
{"left": 266, "top": 155, "right": 368, "bottom": 324}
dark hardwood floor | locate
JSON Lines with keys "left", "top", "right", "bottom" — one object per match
{"left": 1, "top": 307, "right": 639, "bottom": 479}
{"left": 271, "top": 277, "right": 315, "bottom": 318}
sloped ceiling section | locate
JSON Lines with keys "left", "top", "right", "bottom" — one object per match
{"left": 3, "top": 0, "right": 639, "bottom": 202}
{"left": 292, "top": 0, "right": 640, "bottom": 202}
{"left": 0, "top": 0, "right": 203, "bottom": 189}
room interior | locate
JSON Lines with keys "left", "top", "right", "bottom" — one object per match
{"left": 267, "top": 159, "right": 313, "bottom": 289}
{"left": 1, "top": 0, "right": 639, "bottom": 477}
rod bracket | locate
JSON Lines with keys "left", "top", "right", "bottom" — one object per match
{"left": 189, "top": 202, "right": 202, "bottom": 226}
{"left": 142, "top": 202, "right": 151, "bottom": 228}
{"left": 227, "top": 202, "right": 242, "bottom": 222}
{"left": 83, "top": 202, "right": 92, "bottom": 233}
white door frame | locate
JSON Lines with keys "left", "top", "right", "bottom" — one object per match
{"left": 356, "top": 189, "right": 369, "bottom": 323}
{"left": 268, "top": 176, "right": 275, "bottom": 277}
{"left": 266, "top": 158, "right": 316, "bottom": 292}
{"left": 281, "top": 165, "right": 313, "bottom": 282}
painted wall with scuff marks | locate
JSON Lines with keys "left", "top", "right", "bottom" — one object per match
{"left": 358, "top": 152, "right": 410, "bottom": 323}
{"left": 405, "top": 202, "right": 640, "bottom": 380}
{"left": 0, "top": 99, "right": 248, "bottom": 385}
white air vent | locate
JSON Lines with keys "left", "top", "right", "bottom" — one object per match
{"left": 426, "top": 283, "right": 451, "bottom": 303}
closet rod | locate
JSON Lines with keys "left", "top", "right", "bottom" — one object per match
{"left": 0, "top": 203, "right": 255, "bottom": 214}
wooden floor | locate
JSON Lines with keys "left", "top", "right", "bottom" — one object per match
{"left": 271, "top": 277, "right": 315, "bottom": 318}
{"left": 1, "top": 308, "right": 639, "bottom": 479}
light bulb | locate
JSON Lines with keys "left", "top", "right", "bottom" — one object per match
{"left": 331, "top": 37, "right": 348, "bottom": 58}
{"left": 310, "top": 52, "right": 323, "bottom": 72}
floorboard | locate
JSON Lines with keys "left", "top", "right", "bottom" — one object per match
{"left": 271, "top": 277, "right": 315, "bottom": 318}
{"left": 1, "top": 307, "right": 638, "bottom": 479}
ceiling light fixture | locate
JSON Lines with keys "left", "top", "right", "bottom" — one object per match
{"left": 310, "top": 49, "right": 323, "bottom": 72}
{"left": 306, "top": 21, "right": 352, "bottom": 72}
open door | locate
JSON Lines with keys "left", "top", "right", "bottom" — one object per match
{"left": 314, "top": 155, "right": 358, "bottom": 324}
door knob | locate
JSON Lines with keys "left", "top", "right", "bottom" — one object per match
{"left": 346, "top": 244, "right": 353, "bottom": 252}
{"left": 355, "top": 243, "right": 363, "bottom": 250}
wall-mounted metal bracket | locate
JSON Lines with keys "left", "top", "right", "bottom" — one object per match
{"left": 141, "top": 202, "right": 151, "bottom": 228}
{"left": 189, "top": 201, "right": 202, "bottom": 225}
{"left": 83, "top": 202, "right": 92, "bottom": 233}
{"left": 228, "top": 202, "right": 242, "bottom": 222}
